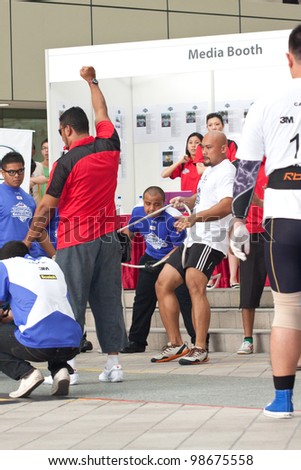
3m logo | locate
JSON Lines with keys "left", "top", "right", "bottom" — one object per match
{"left": 280, "top": 116, "right": 294, "bottom": 124}
{"left": 284, "top": 172, "right": 301, "bottom": 181}
{"left": 40, "top": 274, "right": 57, "bottom": 280}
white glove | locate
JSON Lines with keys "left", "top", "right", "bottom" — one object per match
{"left": 230, "top": 222, "right": 250, "bottom": 261}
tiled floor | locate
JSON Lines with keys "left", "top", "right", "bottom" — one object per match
{"left": 0, "top": 349, "right": 300, "bottom": 452}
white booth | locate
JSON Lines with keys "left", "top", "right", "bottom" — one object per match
{"left": 45, "top": 29, "right": 291, "bottom": 213}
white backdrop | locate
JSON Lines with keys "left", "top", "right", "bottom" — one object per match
{"left": 45, "top": 29, "right": 291, "bottom": 213}
{"left": 0, "top": 128, "right": 33, "bottom": 192}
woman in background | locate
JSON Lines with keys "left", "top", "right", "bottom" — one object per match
{"left": 161, "top": 132, "right": 203, "bottom": 193}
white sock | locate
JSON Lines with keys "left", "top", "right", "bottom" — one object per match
{"left": 67, "top": 358, "right": 77, "bottom": 372}
{"left": 106, "top": 355, "right": 119, "bottom": 370}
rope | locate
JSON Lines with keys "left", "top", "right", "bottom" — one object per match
{"left": 117, "top": 203, "right": 173, "bottom": 233}
{"left": 121, "top": 203, "right": 191, "bottom": 270}
{"left": 121, "top": 201, "right": 222, "bottom": 289}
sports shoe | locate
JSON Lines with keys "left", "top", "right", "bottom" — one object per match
{"left": 80, "top": 333, "right": 93, "bottom": 353}
{"left": 9, "top": 369, "right": 44, "bottom": 398}
{"left": 151, "top": 343, "right": 189, "bottom": 363}
{"left": 44, "top": 372, "right": 79, "bottom": 386}
{"left": 263, "top": 389, "right": 294, "bottom": 419}
{"left": 120, "top": 341, "right": 145, "bottom": 353}
{"left": 51, "top": 368, "right": 70, "bottom": 396}
{"left": 178, "top": 347, "right": 209, "bottom": 365}
{"left": 237, "top": 340, "right": 254, "bottom": 355}
{"left": 99, "top": 364, "right": 123, "bottom": 383}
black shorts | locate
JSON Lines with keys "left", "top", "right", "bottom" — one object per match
{"left": 166, "top": 243, "right": 224, "bottom": 281}
{"left": 264, "top": 218, "right": 301, "bottom": 293}
{"left": 239, "top": 232, "right": 267, "bottom": 309}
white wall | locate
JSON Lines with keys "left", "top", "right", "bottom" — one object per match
{"left": 46, "top": 29, "right": 291, "bottom": 213}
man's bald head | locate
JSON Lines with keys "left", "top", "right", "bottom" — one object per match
{"left": 199, "top": 131, "right": 228, "bottom": 167}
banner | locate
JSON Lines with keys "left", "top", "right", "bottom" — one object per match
{"left": 0, "top": 128, "right": 34, "bottom": 192}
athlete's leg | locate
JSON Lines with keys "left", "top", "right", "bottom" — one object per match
{"left": 155, "top": 263, "right": 184, "bottom": 346}
{"left": 185, "top": 267, "right": 209, "bottom": 350}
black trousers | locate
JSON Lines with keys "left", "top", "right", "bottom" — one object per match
{"left": 128, "top": 253, "right": 195, "bottom": 346}
{"left": 0, "top": 322, "right": 79, "bottom": 381}
{"left": 239, "top": 232, "right": 267, "bottom": 309}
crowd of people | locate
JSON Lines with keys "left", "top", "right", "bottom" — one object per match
{"left": 1, "top": 23, "right": 301, "bottom": 420}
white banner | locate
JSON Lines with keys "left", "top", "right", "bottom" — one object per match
{"left": 0, "top": 128, "right": 34, "bottom": 192}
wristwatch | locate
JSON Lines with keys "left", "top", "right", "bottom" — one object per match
{"left": 91, "top": 78, "right": 99, "bottom": 85}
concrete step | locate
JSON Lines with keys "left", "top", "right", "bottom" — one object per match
{"left": 121, "top": 287, "right": 274, "bottom": 309}
{"left": 85, "top": 287, "right": 274, "bottom": 354}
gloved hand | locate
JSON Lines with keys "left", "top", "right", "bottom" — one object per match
{"left": 144, "top": 260, "right": 160, "bottom": 273}
{"left": 229, "top": 221, "right": 250, "bottom": 261}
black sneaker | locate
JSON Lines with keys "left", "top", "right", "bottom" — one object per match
{"left": 80, "top": 333, "right": 93, "bottom": 353}
{"left": 120, "top": 341, "right": 145, "bottom": 353}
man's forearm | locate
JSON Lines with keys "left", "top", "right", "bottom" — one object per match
{"left": 89, "top": 82, "right": 110, "bottom": 124}
{"left": 80, "top": 66, "right": 110, "bottom": 124}
{"left": 194, "top": 197, "right": 233, "bottom": 223}
{"left": 38, "top": 232, "right": 56, "bottom": 258}
{"left": 24, "top": 204, "right": 54, "bottom": 246}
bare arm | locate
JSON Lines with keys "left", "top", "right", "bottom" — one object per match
{"left": 23, "top": 193, "right": 58, "bottom": 256}
{"left": 170, "top": 194, "right": 197, "bottom": 211}
{"left": 174, "top": 197, "right": 232, "bottom": 232}
{"left": 161, "top": 155, "right": 189, "bottom": 178}
{"left": 80, "top": 66, "right": 110, "bottom": 125}
{"left": 30, "top": 175, "right": 48, "bottom": 187}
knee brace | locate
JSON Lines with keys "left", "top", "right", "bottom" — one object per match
{"left": 272, "top": 290, "right": 301, "bottom": 331}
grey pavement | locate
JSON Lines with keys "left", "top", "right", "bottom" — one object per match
{"left": 0, "top": 349, "right": 301, "bottom": 452}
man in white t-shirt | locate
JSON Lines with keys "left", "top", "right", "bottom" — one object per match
{"left": 230, "top": 24, "right": 301, "bottom": 419}
{"left": 151, "top": 131, "right": 236, "bottom": 365}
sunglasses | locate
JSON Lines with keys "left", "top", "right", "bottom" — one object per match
{"left": 58, "top": 126, "right": 66, "bottom": 136}
{"left": 2, "top": 168, "right": 25, "bottom": 176}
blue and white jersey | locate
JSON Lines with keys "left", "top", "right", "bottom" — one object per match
{"left": 0, "top": 183, "right": 41, "bottom": 258}
{"left": 0, "top": 255, "right": 82, "bottom": 348}
{"left": 128, "top": 205, "right": 186, "bottom": 260}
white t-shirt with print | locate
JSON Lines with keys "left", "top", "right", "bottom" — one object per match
{"left": 236, "top": 77, "right": 301, "bottom": 220}
{"left": 187, "top": 158, "right": 236, "bottom": 256}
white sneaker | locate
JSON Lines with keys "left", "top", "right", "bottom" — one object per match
{"left": 51, "top": 368, "right": 70, "bottom": 396}
{"left": 99, "top": 364, "right": 123, "bottom": 383}
{"left": 70, "top": 373, "right": 79, "bottom": 385}
{"left": 44, "top": 372, "right": 79, "bottom": 385}
{"left": 178, "top": 347, "right": 209, "bottom": 365}
{"left": 9, "top": 369, "right": 44, "bottom": 398}
{"left": 237, "top": 340, "right": 254, "bottom": 355}
{"left": 150, "top": 343, "right": 189, "bottom": 363}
